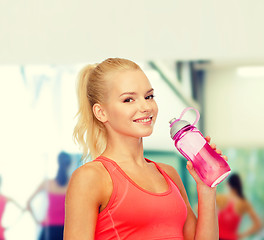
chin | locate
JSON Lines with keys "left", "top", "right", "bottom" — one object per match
{"left": 136, "top": 130, "right": 154, "bottom": 138}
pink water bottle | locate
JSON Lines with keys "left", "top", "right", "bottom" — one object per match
{"left": 169, "top": 107, "right": 231, "bottom": 187}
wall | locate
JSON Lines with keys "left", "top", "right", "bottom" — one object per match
{"left": 204, "top": 65, "right": 264, "bottom": 148}
{"left": 1, "top": 0, "right": 264, "bottom": 64}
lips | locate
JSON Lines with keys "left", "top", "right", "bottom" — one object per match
{"left": 133, "top": 115, "right": 153, "bottom": 123}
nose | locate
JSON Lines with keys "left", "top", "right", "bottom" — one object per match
{"left": 139, "top": 98, "right": 151, "bottom": 113}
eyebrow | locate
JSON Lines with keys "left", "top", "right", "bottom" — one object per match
{"left": 119, "top": 88, "right": 154, "bottom": 97}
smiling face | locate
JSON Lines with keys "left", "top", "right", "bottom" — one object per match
{"left": 101, "top": 69, "right": 158, "bottom": 139}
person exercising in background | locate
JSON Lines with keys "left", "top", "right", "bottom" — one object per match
{"left": 26, "top": 152, "right": 71, "bottom": 240}
{"left": 217, "top": 173, "right": 262, "bottom": 240}
{"left": 0, "top": 176, "right": 23, "bottom": 240}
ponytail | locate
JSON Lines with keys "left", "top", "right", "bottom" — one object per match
{"left": 55, "top": 151, "right": 71, "bottom": 186}
{"left": 73, "top": 58, "right": 141, "bottom": 160}
{"left": 228, "top": 173, "right": 245, "bottom": 199}
{"left": 73, "top": 64, "right": 107, "bottom": 160}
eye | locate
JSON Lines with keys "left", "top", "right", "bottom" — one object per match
{"left": 145, "top": 94, "right": 155, "bottom": 100}
{"left": 123, "top": 97, "right": 134, "bottom": 103}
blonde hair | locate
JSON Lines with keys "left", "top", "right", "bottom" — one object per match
{"left": 73, "top": 58, "right": 141, "bottom": 160}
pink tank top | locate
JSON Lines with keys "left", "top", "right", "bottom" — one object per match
{"left": 94, "top": 156, "right": 187, "bottom": 240}
{"left": 41, "top": 192, "right": 65, "bottom": 226}
{"left": 0, "top": 195, "right": 7, "bottom": 239}
{"left": 218, "top": 202, "right": 242, "bottom": 240}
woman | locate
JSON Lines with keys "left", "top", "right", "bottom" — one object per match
{"left": 217, "top": 173, "right": 262, "bottom": 240}
{"left": 0, "top": 191, "right": 6, "bottom": 240}
{"left": 27, "top": 151, "right": 71, "bottom": 240}
{"left": 0, "top": 176, "right": 23, "bottom": 240}
{"left": 64, "top": 58, "right": 227, "bottom": 240}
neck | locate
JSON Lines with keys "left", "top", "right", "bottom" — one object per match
{"left": 229, "top": 188, "right": 240, "bottom": 199}
{"left": 102, "top": 134, "right": 145, "bottom": 166}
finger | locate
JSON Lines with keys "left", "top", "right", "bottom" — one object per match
{"left": 215, "top": 148, "right": 222, "bottom": 155}
{"left": 205, "top": 136, "right": 211, "bottom": 143}
{"left": 186, "top": 161, "right": 203, "bottom": 184}
{"left": 186, "top": 161, "right": 196, "bottom": 178}
{"left": 186, "top": 160, "right": 193, "bottom": 171}
{"left": 210, "top": 143, "right": 216, "bottom": 150}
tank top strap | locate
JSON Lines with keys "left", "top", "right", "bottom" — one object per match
{"left": 93, "top": 156, "right": 129, "bottom": 191}
{"left": 144, "top": 158, "right": 170, "bottom": 180}
{"left": 93, "top": 156, "right": 118, "bottom": 173}
{"left": 145, "top": 158, "right": 163, "bottom": 172}
{"left": 94, "top": 156, "right": 167, "bottom": 179}
{"left": 93, "top": 156, "right": 132, "bottom": 217}
{"left": 94, "top": 156, "right": 177, "bottom": 196}
{"left": 94, "top": 156, "right": 171, "bottom": 184}
{"left": 144, "top": 158, "right": 184, "bottom": 194}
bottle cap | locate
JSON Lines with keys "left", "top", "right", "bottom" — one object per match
{"left": 169, "top": 119, "right": 191, "bottom": 139}
{"left": 169, "top": 107, "right": 200, "bottom": 139}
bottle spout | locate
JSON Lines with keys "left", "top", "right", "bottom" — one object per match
{"left": 169, "top": 118, "right": 176, "bottom": 124}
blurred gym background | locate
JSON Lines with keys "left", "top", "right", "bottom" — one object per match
{"left": 0, "top": 0, "right": 263, "bottom": 239}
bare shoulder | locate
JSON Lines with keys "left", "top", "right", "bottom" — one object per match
{"left": 156, "top": 163, "right": 185, "bottom": 191}
{"left": 73, "top": 160, "right": 105, "bottom": 176}
{"left": 242, "top": 198, "right": 254, "bottom": 211}
{"left": 64, "top": 161, "right": 110, "bottom": 239}
{"left": 68, "top": 161, "right": 106, "bottom": 190}
{"left": 216, "top": 193, "right": 228, "bottom": 201}
{"left": 37, "top": 179, "right": 50, "bottom": 191}
{"left": 156, "top": 162, "right": 182, "bottom": 184}
{"left": 68, "top": 162, "right": 104, "bottom": 199}
{"left": 216, "top": 194, "right": 228, "bottom": 207}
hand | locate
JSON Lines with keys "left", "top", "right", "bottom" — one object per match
{"left": 186, "top": 160, "right": 204, "bottom": 185}
{"left": 186, "top": 136, "right": 228, "bottom": 187}
{"left": 205, "top": 136, "right": 228, "bottom": 161}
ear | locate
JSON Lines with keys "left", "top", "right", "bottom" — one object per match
{"left": 93, "top": 103, "right": 108, "bottom": 123}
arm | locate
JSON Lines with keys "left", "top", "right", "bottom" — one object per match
{"left": 191, "top": 136, "right": 229, "bottom": 239}
{"left": 64, "top": 162, "right": 106, "bottom": 240}
{"left": 4, "top": 196, "right": 24, "bottom": 211}
{"left": 184, "top": 136, "right": 224, "bottom": 240}
{"left": 238, "top": 201, "right": 262, "bottom": 239}
{"left": 26, "top": 180, "right": 47, "bottom": 223}
{"left": 193, "top": 175, "right": 218, "bottom": 240}
{"left": 2, "top": 196, "right": 25, "bottom": 230}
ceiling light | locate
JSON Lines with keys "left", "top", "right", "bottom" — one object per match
{"left": 237, "top": 66, "right": 264, "bottom": 77}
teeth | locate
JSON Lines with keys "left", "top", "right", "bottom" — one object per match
{"left": 138, "top": 118, "right": 150, "bottom": 122}
{"left": 136, "top": 116, "right": 153, "bottom": 123}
